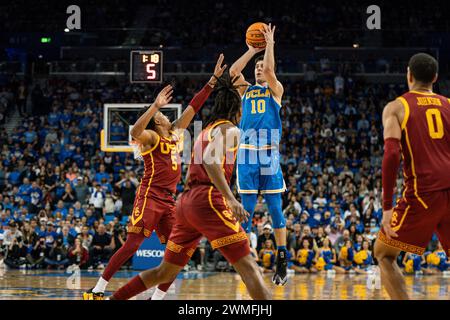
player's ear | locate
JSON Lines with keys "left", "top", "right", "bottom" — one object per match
{"left": 432, "top": 73, "right": 438, "bottom": 84}
{"left": 406, "top": 68, "right": 413, "bottom": 84}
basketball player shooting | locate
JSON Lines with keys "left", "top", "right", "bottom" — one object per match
{"left": 230, "top": 23, "right": 288, "bottom": 286}
{"left": 374, "top": 53, "right": 450, "bottom": 299}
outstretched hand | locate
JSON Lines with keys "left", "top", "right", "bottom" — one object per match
{"left": 214, "top": 53, "right": 227, "bottom": 78}
{"left": 261, "top": 23, "right": 276, "bottom": 44}
{"left": 154, "top": 84, "right": 173, "bottom": 109}
{"left": 209, "top": 53, "right": 227, "bottom": 86}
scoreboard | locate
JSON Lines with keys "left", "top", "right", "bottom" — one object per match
{"left": 130, "top": 50, "right": 163, "bottom": 83}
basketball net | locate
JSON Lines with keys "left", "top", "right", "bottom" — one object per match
{"left": 130, "top": 140, "right": 144, "bottom": 161}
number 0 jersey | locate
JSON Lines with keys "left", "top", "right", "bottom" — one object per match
{"left": 239, "top": 84, "right": 282, "bottom": 147}
{"left": 397, "top": 91, "right": 450, "bottom": 206}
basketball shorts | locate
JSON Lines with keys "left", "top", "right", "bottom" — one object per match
{"left": 127, "top": 189, "right": 175, "bottom": 244}
{"left": 378, "top": 189, "right": 450, "bottom": 256}
{"left": 164, "top": 186, "right": 251, "bottom": 267}
{"left": 236, "top": 146, "right": 286, "bottom": 194}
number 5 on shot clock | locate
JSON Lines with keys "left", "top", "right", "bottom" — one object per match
{"left": 130, "top": 50, "right": 163, "bottom": 83}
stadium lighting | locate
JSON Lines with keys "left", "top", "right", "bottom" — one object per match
{"left": 64, "top": 28, "right": 70, "bottom": 32}
{"left": 353, "top": 43, "right": 360, "bottom": 48}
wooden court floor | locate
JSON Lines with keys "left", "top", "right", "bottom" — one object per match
{"left": 0, "top": 268, "right": 449, "bottom": 300}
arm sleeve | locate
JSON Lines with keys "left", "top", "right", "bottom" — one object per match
{"left": 382, "top": 138, "right": 401, "bottom": 210}
{"left": 189, "top": 83, "right": 214, "bottom": 112}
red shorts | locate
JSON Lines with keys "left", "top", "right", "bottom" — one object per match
{"left": 164, "top": 185, "right": 250, "bottom": 267}
{"left": 127, "top": 190, "right": 175, "bottom": 244}
{"left": 378, "top": 190, "right": 450, "bottom": 255}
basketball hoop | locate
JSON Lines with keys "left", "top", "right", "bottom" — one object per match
{"left": 130, "top": 140, "right": 143, "bottom": 161}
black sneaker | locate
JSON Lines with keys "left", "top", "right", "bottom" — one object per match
{"left": 82, "top": 288, "right": 105, "bottom": 300}
{"left": 272, "top": 249, "right": 288, "bottom": 286}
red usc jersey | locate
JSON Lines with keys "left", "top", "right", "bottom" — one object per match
{"left": 397, "top": 90, "right": 450, "bottom": 207}
{"left": 187, "top": 120, "right": 237, "bottom": 188}
{"left": 139, "top": 131, "right": 182, "bottom": 195}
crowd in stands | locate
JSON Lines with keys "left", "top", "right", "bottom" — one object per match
{"left": 0, "top": 70, "right": 448, "bottom": 275}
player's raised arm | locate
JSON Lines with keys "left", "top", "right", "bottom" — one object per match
{"left": 130, "top": 84, "right": 173, "bottom": 147}
{"left": 381, "top": 99, "right": 403, "bottom": 239}
{"left": 230, "top": 45, "right": 263, "bottom": 96}
{"left": 172, "top": 54, "right": 227, "bottom": 131}
{"left": 203, "top": 124, "right": 249, "bottom": 223}
{"left": 261, "top": 23, "right": 284, "bottom": 102}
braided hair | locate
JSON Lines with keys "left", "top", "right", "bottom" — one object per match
{"left": 205, "top": 70, "right": 243, "bottom": 128}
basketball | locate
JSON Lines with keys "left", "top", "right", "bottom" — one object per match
{"left": 246, "top": 22, "right": 267, "bottom": 48}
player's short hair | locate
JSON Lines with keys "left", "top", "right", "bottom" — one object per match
{"left": 408, "top": 53, "right": 438, "bottom": 84}
{"left": 205, "top": 70, "right": 241, "bottom": 127}
{"left": 254, "top": 55, "right": 276, "bottom": 71}
{"left": 254, "top": 55, "right": 264, "bottom": 65}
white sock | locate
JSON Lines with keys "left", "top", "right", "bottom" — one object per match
{"left": 151, "top": 288, "right": 167, "bottom": 300}
{"left": 93, "top": 277, "right": 109, "bottom": 293}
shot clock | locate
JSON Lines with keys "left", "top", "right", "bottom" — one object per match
{"left": 130, "top": 50, "right": 163, "bottom": 83}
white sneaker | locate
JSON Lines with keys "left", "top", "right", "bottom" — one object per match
{"left": 196, "top": 264, "right": 203, "bottom": 271}
{"left": 97, "top": 264, "right": 105, "bottom": 270}
{"left": 443, "top": 270, "right": 450, "bottom": 278}
{"left": 87, "top": 266, "right": 94, "bottom": 272}
{"left": 366, "top": 273, "right": 376, "bottom": 290}
{"left": 326, "top": 269, "right": 335, "bottom": 278}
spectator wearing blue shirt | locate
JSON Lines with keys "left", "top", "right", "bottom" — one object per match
{"left": 94, "top": 164, "right": 110, "bottom": 183}
{"left": 60, "top": 109, "right": 72, "bottom": 124}
{"left": 60, "top": 225, "right": 75, "bottom": 248}
{"left": 110, "top": 120, "right": 126, "bottom": 142}
{"left": 52, "top": 200, "right": 68, "bottom": 219}
{"left": 40, "top": 221, "right": 61, "bottom": 249}
{"left": 29, "top": 181, "right": 43, "bottom": 214}
{"left": 18, "top": 178, "right": 32, "bottom": 203}
{"left": 72, "top": 202, "right": 85, "bottom": 218}
{"left": 59, "top": 144, "right": 74, "bottom": 163}
{"left": 1, "top": 195, "right": 13, "bottom": 212}
{"left": 24, "top": 128, "right": 37, "bottom": 144}
{"left": 72, "top": 147, "right": 85, "bottom": 168}
{"left": 85, "top": 208, "right": 97, "bottom": 227}
{"left": 47, "top": 106, "right": 61, "bottom": 127}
